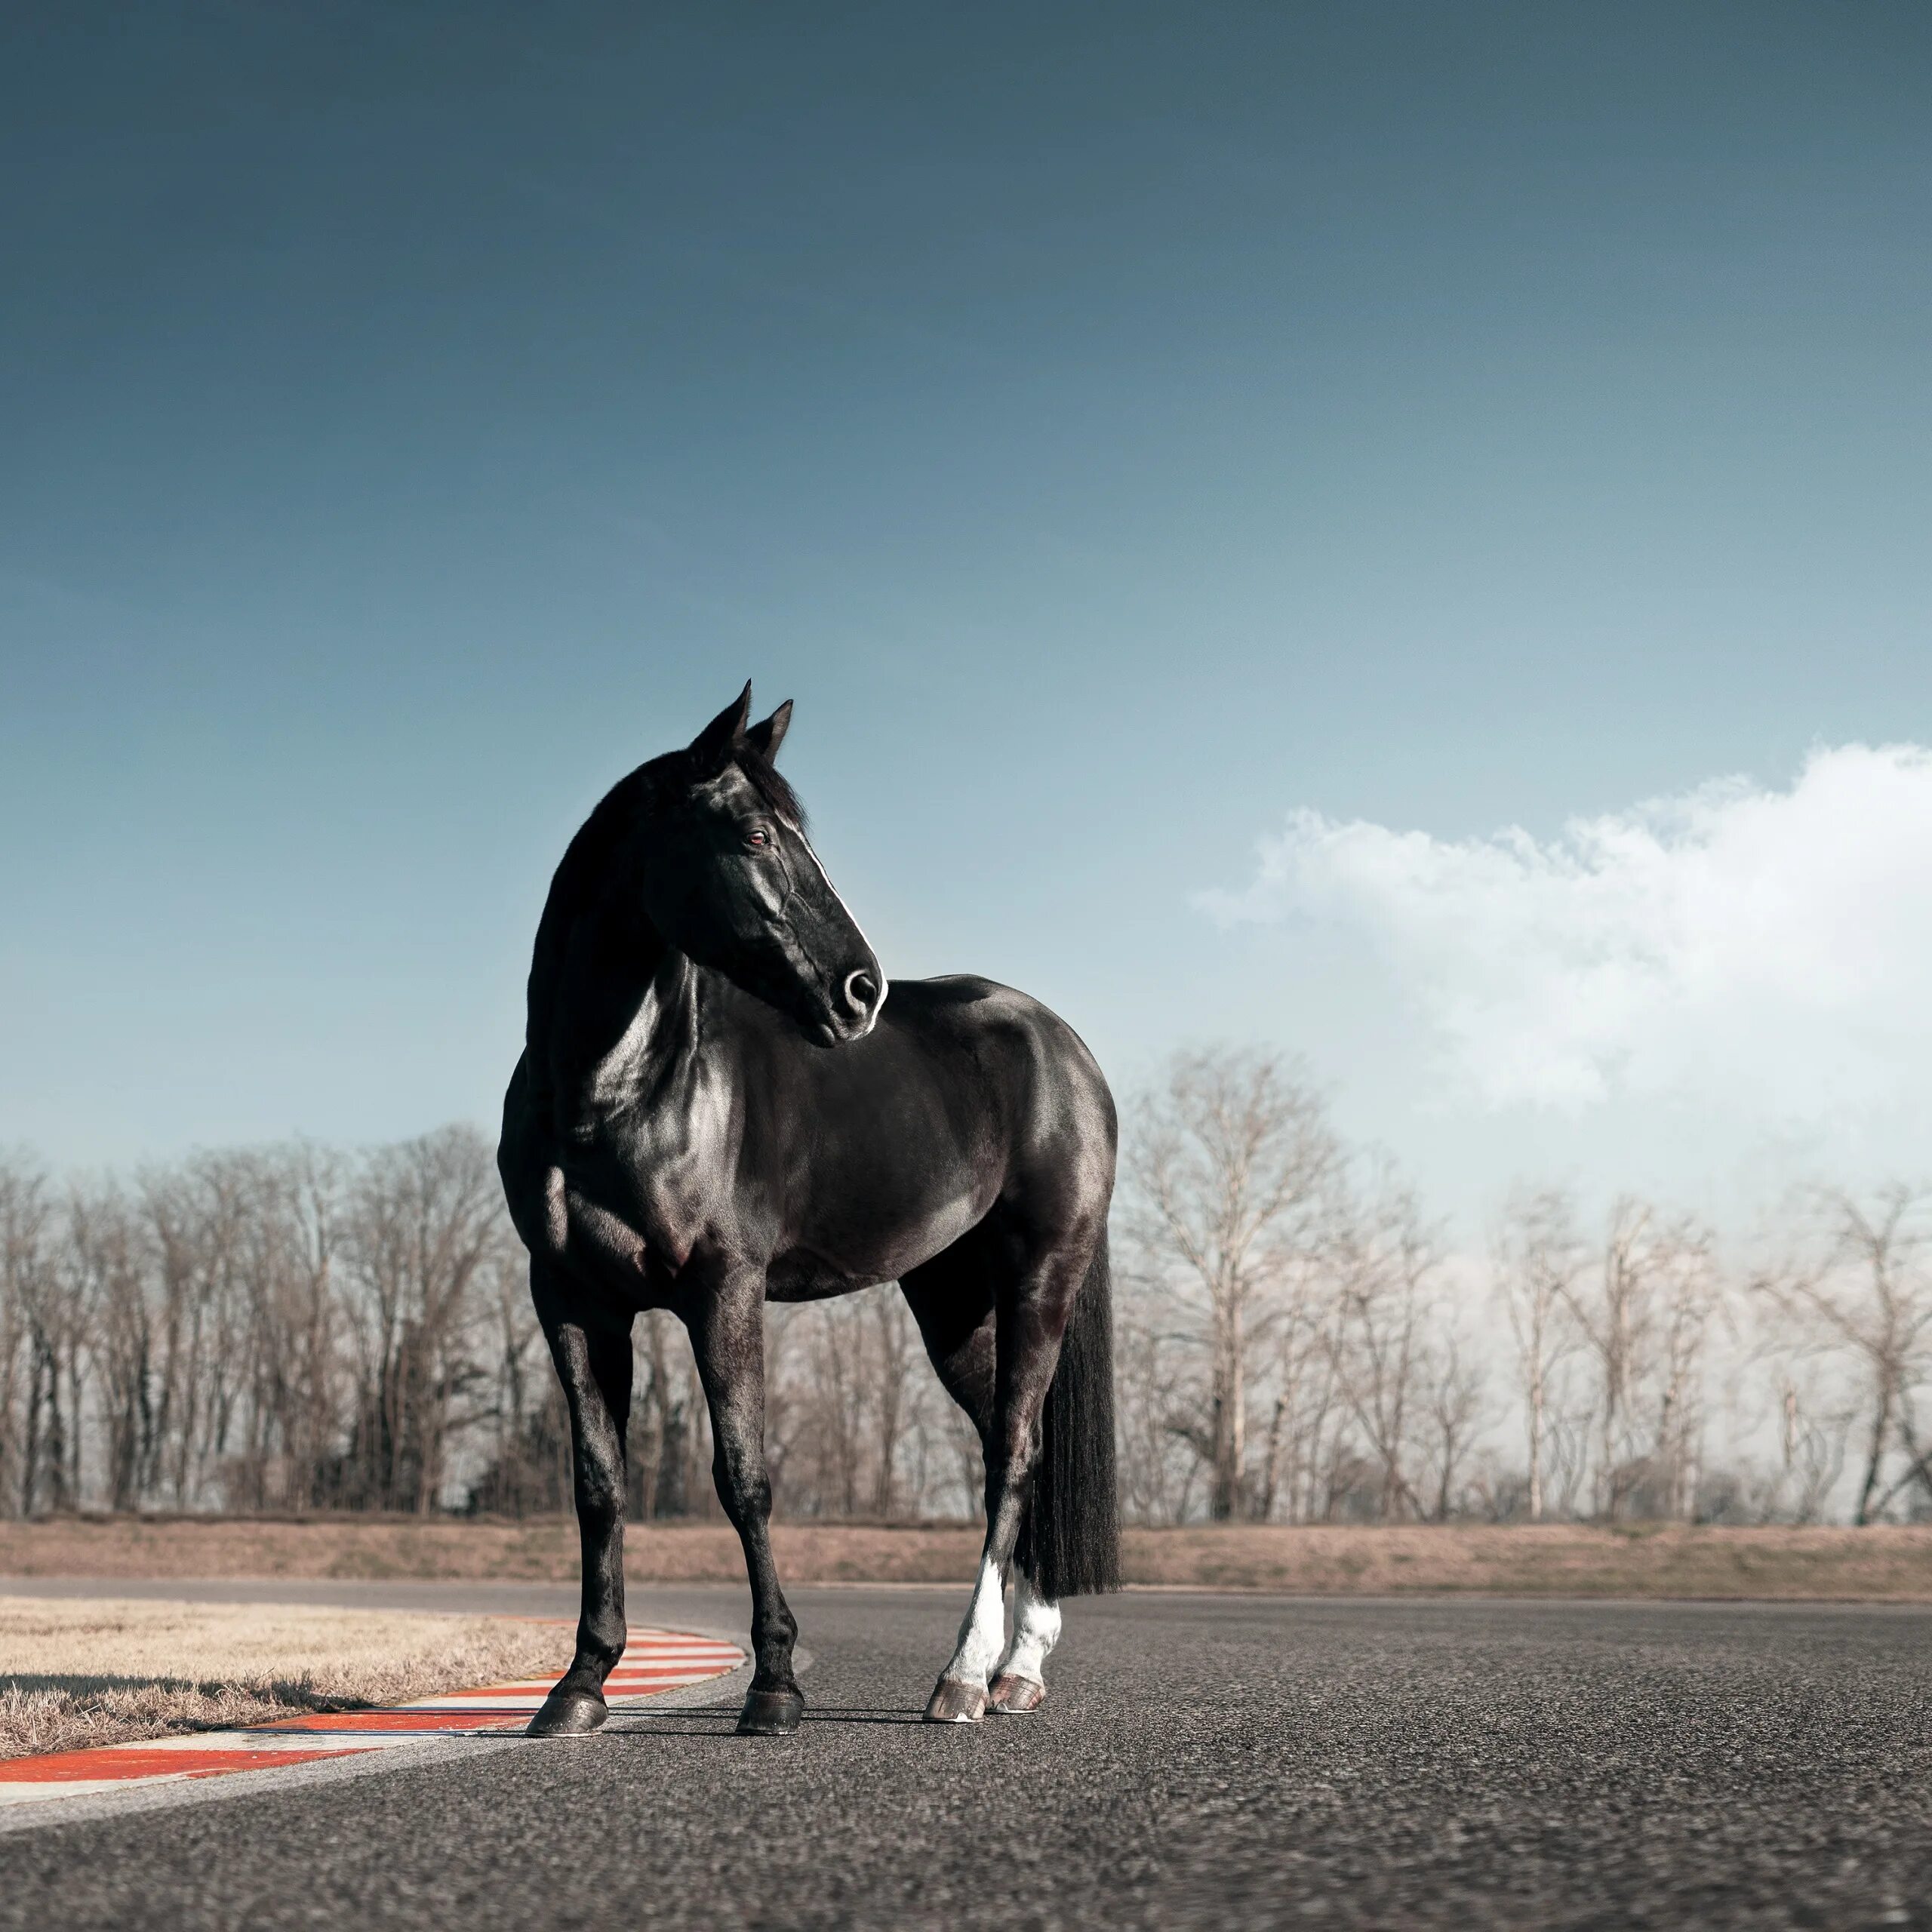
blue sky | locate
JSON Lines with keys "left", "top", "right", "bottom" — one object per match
{"left": 3, "top": 4, "right": 1929, "bottom": 1228}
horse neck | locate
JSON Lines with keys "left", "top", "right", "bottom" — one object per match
{"left": 526, "top": 877, "right": 706, "bottom": 1133}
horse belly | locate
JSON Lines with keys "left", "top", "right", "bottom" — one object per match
{"left": 772, "top": 1172, "right": 990, "bottom": 1300}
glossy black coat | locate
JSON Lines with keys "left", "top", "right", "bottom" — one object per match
{"left": 500, "top": 688, "right": 1118, "bottom": 1734}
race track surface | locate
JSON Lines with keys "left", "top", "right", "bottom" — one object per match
{"left": 0, "top": 1583, "right": 1926, "bottom": 1930}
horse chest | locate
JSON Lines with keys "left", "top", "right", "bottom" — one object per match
{"left": 558, "top": 1060, "right": 735, "bottom": 1280}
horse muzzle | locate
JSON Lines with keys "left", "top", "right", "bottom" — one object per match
{"left": 804, "top": 964, "right": 885, "bottom": 1048}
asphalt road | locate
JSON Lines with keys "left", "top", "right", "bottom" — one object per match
{"left": 0, "top": 1582, "right": 1927, "bottom": 1930}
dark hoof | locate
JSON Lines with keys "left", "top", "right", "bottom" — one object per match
{"left": 737, "top": 1687, "right": 805, "bottom": 1737}
{"left": 988, "top": 1673, "right": 1047, "bottom": 1715}
{"left": 923, "top": 1677, "right": 988, "bottom": 1724}
{"left": 525, "top": 1688, "right": 608, "bottom": 1737}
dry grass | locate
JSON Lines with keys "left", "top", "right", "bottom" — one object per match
{"left": 1117, "top": 1522, "right": 1932, "bottom": 1599}
{"left": 0, "top": 1597, "right": 570, "bottom": 1761}
{"left": 2, "top": 1516, "right": 1931, "bottom": 1601}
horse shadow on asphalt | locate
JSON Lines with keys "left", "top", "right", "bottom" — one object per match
{"left": 597, "top": 1701, "right": 928, "bottom": 1737}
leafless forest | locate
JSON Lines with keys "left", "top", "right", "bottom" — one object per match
{"left": 1, "top": 1049, "right": 1927, "bottom": 1526}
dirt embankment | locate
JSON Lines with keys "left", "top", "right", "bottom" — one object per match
{"left": 2, "top": 1517, "right": 1931, "bottom": 1599}
{"left": 1118, "top": 1523, "right": 1932, "bottom": 1599}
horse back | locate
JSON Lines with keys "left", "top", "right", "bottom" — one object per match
{"left": 758, "top": 975, "right": 1115, "bottom": 1292}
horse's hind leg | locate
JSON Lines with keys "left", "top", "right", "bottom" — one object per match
{"left": 988, "top": 1573, "right": 1060, "bottom": 1714}
{"left": 684, "top": 1266, "right": 804, "bottom": 1737}
{"left": 901, "top": 1244, "right": 1003, "bottom": 1721}
{"left": 909, "top": 1226, "right": 1094, "bottom": 1724}
{"left": 528, "top": 1265, "right": 632, "bottom": 1737}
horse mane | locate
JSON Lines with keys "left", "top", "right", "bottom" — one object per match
{"left": 728, "top": 745, "right": 808, "bottom": 832}
{"left": 552, "top": 746, "right": 804, "bottom": 908}
{"left": 523, "top": 745, "right": 807, "bottom": 1058}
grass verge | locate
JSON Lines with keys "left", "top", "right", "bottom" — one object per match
{"left": 0, "top": 1596, "right": 569, "bottom": 1760}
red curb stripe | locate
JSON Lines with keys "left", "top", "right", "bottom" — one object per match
{"left": 611, "top": 1661, "right": 740, "bottom": 1670}
{"left": 435, "top": 1673, "right": 719, "bottom": 1700}
{"left": 268, "top": 1711, "right": 540, "bottom": 1734}
{"left": 611, "top": 1656, "right": 741, "bottom": 1667}
{"left": 0, "top": 1746, "right": 360, "bottom": 1784}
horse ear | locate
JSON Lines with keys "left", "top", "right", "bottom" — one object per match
{"left": 689, "top": 682, "right": 752, "bottom": 765}
{"left": 744, "top": 700, "right": 792, "bottom": 764}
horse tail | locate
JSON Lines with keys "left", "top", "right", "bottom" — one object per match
{"left": 1020, "top": 1228, "right": 1121, "bottom": 1598}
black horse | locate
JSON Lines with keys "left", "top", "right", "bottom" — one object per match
{"left": 499, "top": 685, "right": 1118, "bottom": 1734}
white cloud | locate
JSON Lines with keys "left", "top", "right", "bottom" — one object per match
{"left": 1202, "top": 744, "right": 1932, "bottom": 1116}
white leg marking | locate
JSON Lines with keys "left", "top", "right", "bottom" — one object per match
{"left": 942, "top": 1554, "right": 1008, "bottom": 1687}
{"left": 995, "top": 1574, "right": 1061, "bottom": 1687}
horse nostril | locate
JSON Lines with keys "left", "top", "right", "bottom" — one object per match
{"left": 842, "top": 970, "right": 878, "bottom": 1019}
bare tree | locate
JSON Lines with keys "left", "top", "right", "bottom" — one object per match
{"left": 0, "top": 1157, "right": 51, "bottom": 1516}
{"left": 1561, "top": 1198, "right": 1655, "bottom": 1521}
{"left": 1647, "top": 1226, "right": 1721, "bottom": 1520}
{"left": 1755, "top": 1185, "right": 1932, "bottom": 1524}
{"left": 1771, "top": 1371, "right": 1854, "bottom": 1524}
{"left": 1419, "top": 1320, "right": 1489, "bottom": 1521}
{"left": 758, "top": 1287, "right": 937, "bottom": 1521}
{"left": 811, "top": 1295, "right": 871, "bottom": 1516}
{"left": 468, "top": 1221, "right": 560, "bottom": 1516}
{"left": 1124, "top": 1048, "right": 1343, "bottom": 1520}
{"left": 1257, "top": 1275, "right": 1344, "bottom": 1524}
{"left": 633, "top": 1309, "right": 705, "bottom": 1519}
{"left": 339, "top": 1126, "right": 506, "bottom": 1512}
{"left": 1491, "top": 1186, "right": 1585, "bottom": 1521}
{"left": 68, "top": 1183, "right": 152, "bottom": 1512}
{"left": 1547, "top": 1198, "right": 1713, "bottom": 1521}
{"left": 1326, "top": 1169, "right": 1441, "bottom": 1521}
{"left": 869, "top": 1291, "right": 920, "bottom": 1517}
{"left": 1112, "top": 1265, "right": 1206, "bottom": 1525}
{"left": 15, "top": 1178, "right": 100, "bottom": 1514}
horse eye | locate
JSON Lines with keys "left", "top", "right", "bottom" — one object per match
{"left": 746, "top": 827, "right": 771, "bottom": 849}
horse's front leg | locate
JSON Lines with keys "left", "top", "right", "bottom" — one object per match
{"left": 685, "top": 1267, "right": 803, "bottom": 1737}
{"left": 528, "top": 1265, "right": 633, "bottom": 1737}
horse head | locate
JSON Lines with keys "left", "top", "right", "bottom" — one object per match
{"left": 630, "top": 684, "right": 885, "bottom": 1048}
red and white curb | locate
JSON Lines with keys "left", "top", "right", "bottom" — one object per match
{"left": 0, "top": 1626, "right": 746, "bottom": 1809}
